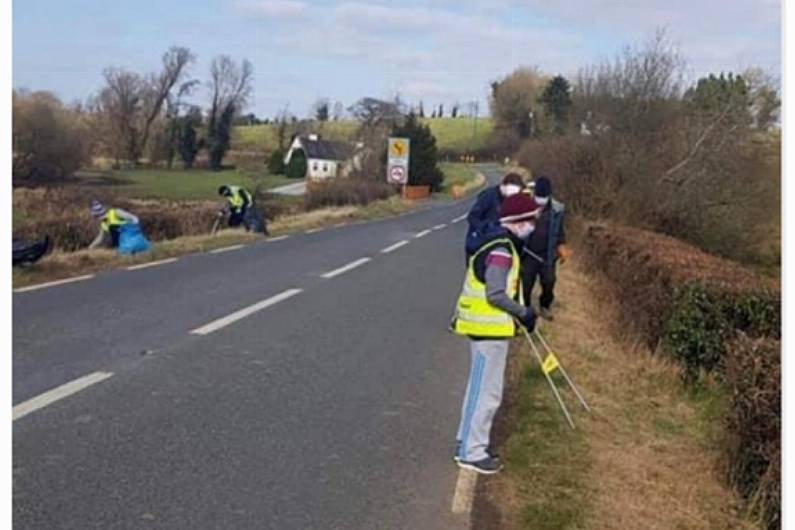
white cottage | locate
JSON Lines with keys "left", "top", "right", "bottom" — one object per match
{"left": 283, "top": 134, "right": 360, "bottom": 180}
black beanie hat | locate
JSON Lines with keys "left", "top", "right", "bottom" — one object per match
{"left": 534, "top": 176, "right": 552, "bottom": 198}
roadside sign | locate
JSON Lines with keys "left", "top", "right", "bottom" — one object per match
{"left": 387, "top": 137, "right": 410, "bottom": 185}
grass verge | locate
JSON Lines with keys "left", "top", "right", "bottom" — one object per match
{"left": 439, "top": 163, "right": 486, "bottom": 198}
{"left": 472, "top": 258, "right": 760, "bottom": 530}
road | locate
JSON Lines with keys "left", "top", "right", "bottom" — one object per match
{"left": 12, "top": 165, "right": 501, "bottom": 529}
{"left": 269, "top": 180, "right": 307, "bottom": 196}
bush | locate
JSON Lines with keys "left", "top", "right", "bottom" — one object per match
{"left": 12, "top": 91, "right": 89, "bottom": 183}
{"left": 724, "top": 335, "right": 780, "bottom": 529}
{"left": 304, "top": 179, "right": 394, "bottom": 209}
{"left": 268, "top": 149, "right": 286, "bottom": 175}
{"left": 286, "top": 149, "right": 307, "bottom": 179}
{"left": 664, "top": 285, "right": 780, "bottom": 381}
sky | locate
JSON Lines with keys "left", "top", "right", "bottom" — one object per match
{"left": 12, "top": 0, "right": 781, "bottom": 119}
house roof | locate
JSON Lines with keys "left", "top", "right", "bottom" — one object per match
{"left": 298, "top": 136, "right": 356, "bottom": 161}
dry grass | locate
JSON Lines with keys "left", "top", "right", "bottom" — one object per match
{"left": 474, "top": 257, "right": 759, "bottom": 530}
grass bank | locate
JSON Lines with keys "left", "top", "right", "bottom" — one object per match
{"left": 473, "top": 258, "right": 759, "bottom": 530}
{"left": 439, "top": 163, "right": 485, "bottom": 198}
{"left": 74, "top": 167, "right": 292, "bottom": 201}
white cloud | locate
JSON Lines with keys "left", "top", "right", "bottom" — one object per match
{"left": 234, "top": 0, "right": 308, "bottom": 19}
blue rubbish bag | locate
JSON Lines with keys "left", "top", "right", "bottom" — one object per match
{"left": 118, "top": 223, "right": 151, "bottom": 255}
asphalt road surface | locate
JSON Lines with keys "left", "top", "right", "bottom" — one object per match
{"left": 13, "top": 165, "right": 503, "bottom": 529}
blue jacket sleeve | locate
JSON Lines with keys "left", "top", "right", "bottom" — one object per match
{"left": 467, "top": 187, "right": 500, "bottom": 234}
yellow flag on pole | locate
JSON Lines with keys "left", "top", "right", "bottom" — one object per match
{"left": 542, "top": 353, "right": 560, "bottom": 375}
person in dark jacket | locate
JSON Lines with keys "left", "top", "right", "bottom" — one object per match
{"left": 521, "top": 176, "right": 570, "bottom": 320}
{"left": 464, "top": 172, "right": 525, "bottom": 258}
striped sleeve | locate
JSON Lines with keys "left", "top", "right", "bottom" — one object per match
{"left": 485, "top": 246, "right": 512, "bottom": 269}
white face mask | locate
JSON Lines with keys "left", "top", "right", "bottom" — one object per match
{"left": 500, "top": 184, "right": 522, "bottom": 197}
{"left": 535, "top": 196, "right": 550, "bottom": 206}
{"left": 512, "top": 222, "right": 535, "bottom": 240}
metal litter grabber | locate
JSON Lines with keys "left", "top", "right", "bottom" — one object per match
{"left": 518, "top": 325, "right": 576, "bottom": 430}
{"left": 533, "top": 329, "right": 592, "bottom": 414}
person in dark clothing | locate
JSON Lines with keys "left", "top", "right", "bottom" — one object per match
{"left": 464, "top": 172, "right": 525, "bottom": 259}
{"left": 521, "top": 176, "right": 570, "bottom": 320}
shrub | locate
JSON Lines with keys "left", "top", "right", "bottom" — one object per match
{"left": 723, "top": 335, "right": 780, "bottom": 529}
{"left": 304, "top": 179, "right": 394, "bottom": 209}
{"left": 12, "top": 91, "right": 90, "bottom": 183}
{"left": 286, "top": 149, "right": 307, "bottom": 179}
{"left": 268, "top": 149, "right": 286, "bottom": 175}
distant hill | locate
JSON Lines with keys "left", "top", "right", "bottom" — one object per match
{"left": 232, "top": 117, "right": 493, "bottom": 156}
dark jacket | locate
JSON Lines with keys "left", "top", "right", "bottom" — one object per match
{"left": 524, "top": 198, "right": 566, "bottom": 264}
{"left": 465, "top": 185, "right": 505, "bottom": 256}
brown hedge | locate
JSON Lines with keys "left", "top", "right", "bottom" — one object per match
{"left": 581, "top": 221, "right": 778, "bottom": 347}
{"left": 724, "top": 335, "right": 780, "bottom": 530}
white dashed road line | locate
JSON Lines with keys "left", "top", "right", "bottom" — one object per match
{"left": 13, "top": 371, "right": 115, "bottom": 421}
{"left": 210, "top": 244, "right": 245, "bottom": 254}
{"left": 451, "top": 214, "right": 467, "bottom": 223}
{"left": 190, "top": 288, "right": 303, "bottom": 335}
{"left": 14, "top": 274, "right": 95, "bottom": 293}
{"left": 267, "top": 235, "right": 290, "bottom": 242}
{"left": 320, "top": 257, "right": 372, "bottom": 279}
{"left": 451, "top": 469, "right": 478, "bottom": 515}
{"left": 414, "top": 229, "right": 432, "bottom": 238}
{"left": 380, "top": 240, "right": 410, "bottom": 254}
{"left": 126, "top": 258, "right": 178, "bottom": 271}
{"left": 305, "top": 228, "right": 322, "bottom": 234}
{"left": 432, "top": 223, "right": 447, "bottom": 230}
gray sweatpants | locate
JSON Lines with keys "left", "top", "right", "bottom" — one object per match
{"left": 456, "top": 339, "right": 509, "bottom": 462}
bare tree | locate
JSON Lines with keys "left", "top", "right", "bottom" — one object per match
{"left": 97, "top": 46, "right": 194, "bottom": 165}
{"left": 206, "top": 55, "right": 253, "bottom": 170}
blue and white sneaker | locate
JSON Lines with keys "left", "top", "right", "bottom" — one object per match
{"left": 456, "top": 456, "right": 503, "bottom": 475}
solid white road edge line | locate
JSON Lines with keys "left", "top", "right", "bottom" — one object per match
{"left": 126, "top": 257, "right": 178, "bottom": 270}
{"left": 190, "top": 288, "right": 303, "bottom": 335}
{"left": 209, "top": 244, "right": 245, "bottom": 254}
{"left": 320, "top": 257, "right": 372, "bottom": 279}
{"left": 414, "top": 229, "right": 432, "bottom": 238}
{"left": 13, "top": 371, "right": 114, "bottom": 421}
{"left": 13, "top": 274, "right": 95, "bottom": 293}
{"left": 267, "top": 235, "right": 290, "bottom": 242}
{"left": 380, "top": 240, "right": 410, "bottom": 254}
{"left": 451, "top": 469, "right": 478, "bottom": 514}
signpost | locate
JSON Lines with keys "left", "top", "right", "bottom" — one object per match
{"left": 387, "top": 137, "right": 410, "bottom": 194}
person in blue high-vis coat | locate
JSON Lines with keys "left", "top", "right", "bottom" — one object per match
{"left": 464, "top": 173, "right": 525, "bottom": 259}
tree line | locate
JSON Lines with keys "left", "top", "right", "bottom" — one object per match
{"left": 13, "top": 46, "right": 254, "bottom": 183}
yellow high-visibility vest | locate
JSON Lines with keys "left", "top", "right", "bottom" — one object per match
{"left": 453, "top": 237, "right": 522, "bottom": 338}
{"left": 227, "top": 186, "right": 253, "bottom": 212}
{"left": 100, "top": 208, "right": 128, "bottom": 233}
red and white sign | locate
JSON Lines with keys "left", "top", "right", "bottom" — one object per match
{"left": 388, "top": 165, "right": 406, "bottom": 184}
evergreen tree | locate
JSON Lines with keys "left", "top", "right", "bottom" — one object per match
{"left": 539, "top": 75, "right": 572, "bottom": 135}
{"left": 391, "top": 113, "right": 444, "bottom": 191}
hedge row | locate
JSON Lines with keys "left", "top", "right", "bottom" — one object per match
{"left": 581, "top": 221, "right": 780, "bottom": 528}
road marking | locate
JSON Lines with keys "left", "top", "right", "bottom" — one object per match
{"left": 190, "top": 288, "right": 303, "bottom": 335}
{"left": 210, "top": 244, "right": 245, "bottom": 254}
{"left": 451, "top": 469, "right": 478, "bottom": 515}
{"left": 13, "top": 274, "right": 95, "bottom": 293}
{"left": 451, "top": 214, "right": 468, "bottom": 223}
{"left": 305, "top": 228, "right": 322, "bottom": 234}
{"left": 414, "top": 229, "right": 432, "bottom": 238}
{"left": 126, "top": 257, "right": 178, "bottom": 271}
{"left": 380, "top": 240, "right": 410, "bottom": 254}
{"left": 13, "top": 371, "right": 114, "bottom": 421}
{"left": 320, "top": 257, "right": 371, "bottom": 279}
{"left": 433, "top": 223, "right": 447, "bottom": 230}
{"left": 267, "top": 235, "right": 290, "bottom": 242}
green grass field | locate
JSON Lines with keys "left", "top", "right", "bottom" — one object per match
{"left": 232, "top": 117, "right": 493, "bottom": 155}
{"left": 75, "top": 168, "right": 293, "bottom": 201}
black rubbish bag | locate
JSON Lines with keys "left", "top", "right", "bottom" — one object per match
{"left": 13, "top": 236, "right": 51, "bottom": 266}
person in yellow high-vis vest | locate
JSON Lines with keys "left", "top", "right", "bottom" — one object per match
{"left": 218, "top": 185, "right": 254, "bottom": 228}
{"left": 450, "top": 193, "right": 540, "bottom": 475}
{"left": 88, "top": 200, "right": 139, "bottom": 249}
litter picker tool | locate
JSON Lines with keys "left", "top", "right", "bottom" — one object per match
{"left": 519, "top": 325, "right": 576, "bottom": 429}
{"left": 534, "top": 329, "right": 592, "bottom": 414}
